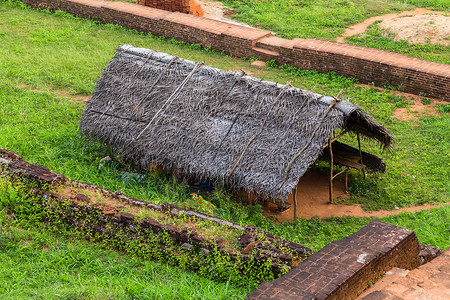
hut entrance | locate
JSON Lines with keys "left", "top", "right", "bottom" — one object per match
{"left": 262, "top": 168, "right": 351, "bottom": 221}
{"left": 263, "top": 131, "right": 381, "bottom": 221}
{"left": 321, "top": 132, "right": 366, "bottom": 204}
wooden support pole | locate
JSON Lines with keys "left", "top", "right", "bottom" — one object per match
{"left": 329, "top": 138, "right": 333, "bottom": 204}
{"left": 345, "top": 168, "right": 348, "bottom": 191}
{"left": 293, "top": 187, "right": 298, "bottom": 221}
{"left": 357, "top": 133, "right": 366, "bottom": 179}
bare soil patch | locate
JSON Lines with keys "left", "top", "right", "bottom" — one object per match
{"left": 196, "top": 0, "right": 249, "bottom": 27}
{"left": 355, "top": 84, "right": 446, "bottom": 122}
{"left": 393, "top": 99, "right": 445, "bottom": 122}
{"left": 338, "top": 8, "right": 450, "bottom": 44}
{"left": 18, "top": 83, "right": 90, "bottom": 103}
{"left": 263, "top": 168, "right": 449, "bottom": 221}
{"left": 380, "top": 14, "right": 450, "bottom": 46}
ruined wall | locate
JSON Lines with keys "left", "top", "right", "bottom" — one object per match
{"left": 19, "top": 0, "right": 449, "bottom": 100}
{"left": 0, "top": 149, "right": 312, "bottom": 279}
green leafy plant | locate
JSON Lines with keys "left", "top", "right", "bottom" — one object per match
{"left": 437, "top": 104, "right": 450, "bottom": 113}
{"left": 266, "top": 60, "right": 278, "bottom": 68}
{"left": 180, "top": 193, "right": 215, "bottom": 215}
{"left": 421, "top": 98, "right": 431, "bottom": 105}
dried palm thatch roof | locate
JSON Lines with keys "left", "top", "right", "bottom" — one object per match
{"left": 80, "top": 45, "right": 393, "bottom": 208}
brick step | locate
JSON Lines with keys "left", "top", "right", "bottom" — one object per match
{"left": 252, "top": 46, "right": 279, "bottom": 57}
{"left": 246, "top": 220, "right": 422, "bottom": 300}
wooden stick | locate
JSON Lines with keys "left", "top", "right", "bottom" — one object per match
{"left": 133, "top": 56, "right": 178, "bottom": 112}
{"left": 134, "top": 62, "right": 203, "bottom": 140}
{"left": 345, "top": 168, "right": 348, "bottom": 191}
{"left": 132, "top": 51, "right": 155, "bottom": 77}
{"left": 332, "top": 166, "right": 348, "bottom": 180}
{"left": 357, "top": 132, "right": 366, "bottom": 179}
{"left": 334, "top": 89, "right": 343, "bottom": 100}
{"left": 322, "top": 129, "right": 348, "bottom": 149}
{"left": 227, "top": 82, "right": 291, "bottom": 178}
{"left": 224, "top": 70, "right": 246, "bottom": 96}
{"left": 293, "top": 187, "right": 298, "bottom": 221}
{"left": 100, "top": 104, "right": 113, "bottom": 119}
{"left": 329, "top": 138, "right": 334, "bottom": 204}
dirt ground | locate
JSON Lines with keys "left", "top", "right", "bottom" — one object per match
{"left": 18, "top": 84, "right": 90, "bottom": 103}
{"left": 262, "top": 168, "right": 449, "bottom": 221}
{"left": 393, "top": 97, "right": 447, "bottom": 122}
{"left": 195, "top": 0, "right": 228, "bottom": 20}
{"left": 337, "top": 8, "right": 450, "bottom": 45}
{"left": 195, "top": 0, "right": 251, "bottom": 27}
{"left": 379, "top": 13, "right": 450, "bottom": 46}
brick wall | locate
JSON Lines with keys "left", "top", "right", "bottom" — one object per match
{"left": 246, "top": 220, "right": 422, "bottom": 299}
{"left": 137, "top": 0, "right": 203, "bottom": 17}
{"left": 20, "top": 0, "right": 449, "bottom": 100}
{"left": 0, "top": 149, "right": 313, "bottom": 277}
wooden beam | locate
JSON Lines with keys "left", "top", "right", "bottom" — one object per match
{"left": 293, "top": 187, "right": 298, "bottom": 221}
{"left": 247, "top": 191, "right": 253, "bottom": 205}
{"left": 345, "top": 168, "right": 348, "bottom": 191}
{"left": 357, "top": 133, "right": 366, "bottom": 179}
{"left": 329, "top": 139, "right": 333, "bottom": 204}
{"left": 332, "top": 155, "right": 366, "bottom": 170}
{"left": 332, "top": 166, "right": 348, "bottom": 180}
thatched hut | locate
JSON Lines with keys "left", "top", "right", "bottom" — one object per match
{"left": 80, "top": 45, "right": 393, "bottom": 210}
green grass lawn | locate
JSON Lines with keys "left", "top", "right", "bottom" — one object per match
{"left": 0, "top": 221, "right": 251, "bottom": 299}
{"left": 219, "top": 0, "right": 414, "bottom": 40}
{"left": 0, "top": 1, "right": 449, "bottom": 298}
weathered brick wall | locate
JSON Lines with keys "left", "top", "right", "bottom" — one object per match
{"left": 137, "top": 0, "right": 203, "bottom": 17}
{"left": 19, "top": 0, "right": 449, "bottom": 99}
{"left": 246, "top": 220, "right": 422, "bottom": 299}
{"left": 277, "top": 39, "right": 449, "bottom": 100}
{"left": 0, "top": 149, "right": 313, "bottom": 277}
